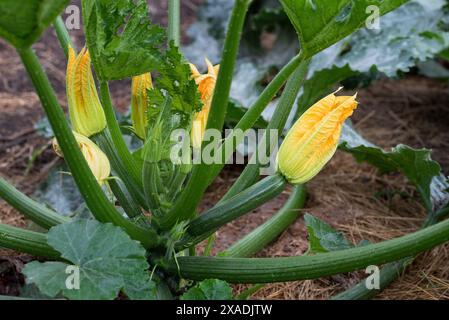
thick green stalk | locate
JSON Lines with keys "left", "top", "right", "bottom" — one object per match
{"left": 108, "top": 179, "right": 142, "bottom": 218}
{"left": 167, "top": 169, "right": 188, "bottom": 201}
{"left": 142, "top": 162, "right": 165, "bottom": 217}
{"left": 93, "top": 130, "right": 147, "bottom": 209}
{"left": 0, "top": 178, "right": 69, "bottom": 229}
{"left": 222, "top": 185, "right": 306, "bottom": 258}
{"left": 168, "top": 0, "right": 181, "bottom": 47}
{"left": 53, "top": 16, "right": 76, "bottom": 58}
{"left": 98, "top": 81, "right": 143, "bottom": 188}
{"left": 0, "top": 224, "right": 59, "bottom": 259}
{"left": 203, "top": 0, "right": 252, "bottom": 134}
{"left": 17, "top": 47, "right": 158, "bottom": 248}
{"left": 221, "top": 60, "right": 310, "bottom": 201}
{"left": 168, "top": 216, "right": 449, "bottom": 283}
{"left": 176, "top": 174, "right": 287, "bottom": 249}
{"left": 159, "top": 0, "right": 253, "bottom": 230}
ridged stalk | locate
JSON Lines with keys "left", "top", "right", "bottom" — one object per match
{"left": 93, "top": 130, "right": 147, "bottom": 209}
{"left": 169, "top": 216, "right": 449, "bottom": 283}
{"left": 0, "top": 178, "right": 69, "bottom": 229}
{"left": 98, "top": 81, "right": 143, "bottom": 188}
{"left": 0, "top": 224, "right": 59, "bottom": 259}
{"left": 177, "top": 174, "right": 287, "bottom": 248}
{"left": 222, "top": 185, "right": 306, "bottom": 257}
{"left": 108, "top": 179, "right": 142, "bottom": 218}
{"left": 142, "top": 161, "right": 165, "bottom": 217}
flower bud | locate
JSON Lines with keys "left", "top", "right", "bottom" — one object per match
{"left": 190, "top": 59, "right": 220, "bottom": 149}
{"left": 277, "top": 91, "right": 358, "bottom": 184}
{"left": 131, "top": 73, "right": 153, "bottom": 139}
{"left": 53, "top": 132, "right": 111, "bottom": 185}
{"left": 66, "top": 46, "right": 106, "bottom": 137}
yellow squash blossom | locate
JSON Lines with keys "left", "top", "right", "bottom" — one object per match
{"left": 190, "top": 59, "right": 220, "bottom": 149}
{"left": 277, "top": 90, "right": 358, "bottom": 184}
{"left": 66, "top": 46, "right": 106, "bottom": 137}
{"left": 131, "top": 73, "right": 153, "bottom": 139}
{"left": 53, "top": 132, "right": 111, "bottom": 185}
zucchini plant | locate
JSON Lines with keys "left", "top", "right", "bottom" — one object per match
{"left": 0, "top": 0, "right": 448, "bottom": 300}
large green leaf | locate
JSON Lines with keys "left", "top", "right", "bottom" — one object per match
{"left": 310, "top": 0, "right": 449, "bottom": 77}
{"left": 23, "top": 219, "right": 157, "bottom": 300}
{"left": 280, "top": 0, "right": 410, "bottom": 58}
{"left": 82, "top": 0, "right": 165, "bottom": 80}
{"left": 0, "top": 0, "right": 69, "bottom": 49}
{"left": 181, "top": 279, "right": 233, "bottom": 300}
{"left": 340, "top": 143, "right": 441, "bottom": 212}
{"left": 304, "top": 214, "right": 352, "bottom": 254}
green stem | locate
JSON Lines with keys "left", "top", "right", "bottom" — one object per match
{"left": 0, "top": 178, "right": 70, "bottom": 229}
{"left": 99, "top": 81, "right": 143, "bottom": 188}
{"left": 0, "top": 224, "right": 59, "bottom": 259}
{"left": 168, "top": 0, "right": 181, "bottom": 47}
{"left": 167, "top": 170, "right": 187, "bottom": 201}
{"left": 93, "top": 130, "right": 147, "bottom": 209}
{"left": 53, "top": 16, "right": 76, "bottom": 58}
{"left": 203, "top": 234, "right": 216, "bottom": 257}
{"left": 17, "top": 47, "right": 158, "bottom": 249}
{"left": 208, "top": 54, "right": 304, "bottom": 183}
{"left": 108, "top": 179, "right": 142, "bottom": 218}
{"left": 159, "top": 0, "right": 253, "bottom": 230}
{"left": 189, "top": 245, "right": 196, "bottom": 257}
{"left": 204, "top": 0, "right": 252, "bottom": 134}
{"left": 235, "top": 284, "right": 265, "bottom": 300}
{"left": 221, "top": 60, "right": 310, "bottom": 201}
{"left": 176, "top": 174, "right": 287, "bottom": 249}
{"left": 142, "top": 162, "right": 165, "bottom": 217}
{"left": 221, "top": 185, "right": 306, "bottom": 258}
{"left": 169, "top": 216, "right": 449, "bottom": 283}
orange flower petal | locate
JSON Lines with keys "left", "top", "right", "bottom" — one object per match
{"left": 66, "top": 46, "right": 106, "bottom": 137}
{"left": 277, "top": 91, "right": 358, "bottom": 184}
